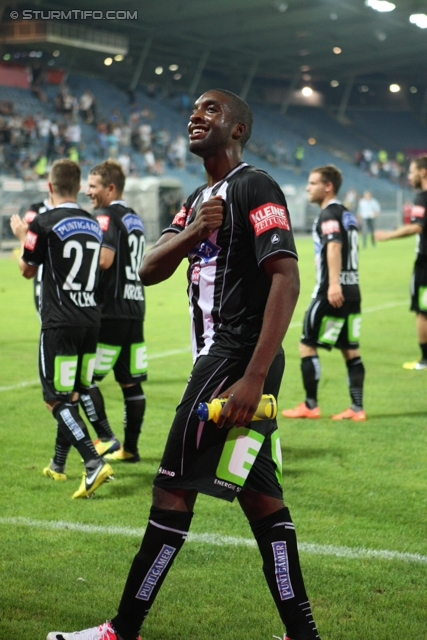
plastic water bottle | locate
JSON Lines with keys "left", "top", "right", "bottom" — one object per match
{"left": 196, "top": 394, "right": 277, "bottom": 423}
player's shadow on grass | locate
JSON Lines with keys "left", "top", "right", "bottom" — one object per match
{"left": 104, "top": 457, "right": 162, "bottom": 498}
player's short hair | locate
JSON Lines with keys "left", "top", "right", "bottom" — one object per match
{"left": 311, "top": 164, "right": 343, "bottom": 194}
{"left": 212, "top": 89, "right": 253, "bottom": 149}
{"left": 89, "top": 159, "right": 126, "bottom": 195}
{"left": 49, "top": 159, "right": 81, "bottom": 198}
{"left": 413, "top": 155, "right": 427, "bottom": 171}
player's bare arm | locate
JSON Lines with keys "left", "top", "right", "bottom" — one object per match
{"left": 140, "top": 195, "right": 224, "bottom": 285}
{"left": 375, "top": 223, "right": 422, "bottom": 242}
{"left": 327, "top": 241, "right": 344, "bottom": 308}
{"left": 99, "top": 247, "right": 115, "bottom": 270}
{"left": 10, "top": 214, "right": 38, "bottom": 279}
{"left": 217, "top": 254, "right": 299, "bottom": 428}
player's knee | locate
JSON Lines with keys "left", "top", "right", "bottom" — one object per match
{"left": 121, "top": 382, "right": 144, "bottom": 400}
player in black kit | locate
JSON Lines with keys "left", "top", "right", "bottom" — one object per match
{"left": 47, "top": 91, "right": 321, "bottom": 640}
{"left": 375, "top": 155, "right": 427, "bottom": 370}
{"left": 23, "top": 196, "right": 54, "bottom": 314}
{"left": 282, "top": 165, "right": 366, "bottom": 421}
{"left": 80, "top": 160, "right": 147, "bottom": 461}
{"left": 10, "top": 159, "right": 114, "bottom": 498}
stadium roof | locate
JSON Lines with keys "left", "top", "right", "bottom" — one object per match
{"left": 2, "top": 0, "right": 427, "bottom": 109}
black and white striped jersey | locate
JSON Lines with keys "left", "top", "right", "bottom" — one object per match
{"left": 163, "top": 163, "right": 298, "bottom": 360}
{"left": 311, "top": 200, "right": 361, "bottom": 302}
{"left": 22, "top": 203, "right": 102, "bottom": 329}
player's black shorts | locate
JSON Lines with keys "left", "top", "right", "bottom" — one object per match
{"left": 410, "top": 263, "right": 427, "bottom": 314}
{"left": 301, "top": 298, "right": 362, "bottom": 351}
{"left": 39, "top": 326, "right": 98, "bottom": 402}
{"left": 154, "top": 350, "right": 285, "bottom": 502}
{"left": 93, "top": 318, "right": 147, "bottom": 384}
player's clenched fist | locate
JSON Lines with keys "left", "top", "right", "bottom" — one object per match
{"left": 193, "top": 195, "right": 224, "bottom": 237}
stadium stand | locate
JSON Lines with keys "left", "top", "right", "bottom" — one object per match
{"left": 1, "top": 71, "right": 423, "bottom": 234}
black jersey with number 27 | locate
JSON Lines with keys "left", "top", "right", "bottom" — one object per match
{"left": 22, "top": 204, "right": 102, "bottom": 329}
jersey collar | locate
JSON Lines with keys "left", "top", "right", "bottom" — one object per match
{"left": 55, "top": 202, "right": 81, "bottom": 209}
{"left": 110, "top": 199, "right": 127, "bottom": 206}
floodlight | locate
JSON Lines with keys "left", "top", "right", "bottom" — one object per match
{"left": 104, "top": 58, "right": 113, "bottom": 66}
{"left": 365, "top": 0, "right": 395, "bottom": 12}
{"left": 155, "top": 66, "right": 163, "bottom": 75}
{"left": 409, "top": 14, "right": 427, "bottom": 28}
{"left": 389, "top": 84, "right": 400, "bottom": 93}
{"left": 301, "top": 87, "right": 313, "bottom": 97}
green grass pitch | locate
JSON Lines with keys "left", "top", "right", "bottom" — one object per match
{"left": 0, "top": 235, "right": 426, "bottom": 640}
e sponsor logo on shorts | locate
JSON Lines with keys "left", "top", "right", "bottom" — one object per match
{"left": 250, "top": 202, "right": 290, "bottom": 236}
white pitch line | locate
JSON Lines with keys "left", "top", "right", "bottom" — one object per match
{"left": 0, "top": 300, "right": 408, "bottom": 393}
{"left": 0, "top": 379, "right": 39, "bottom": 392}
{"left": 0, "top": 347, "right": 192, "bottom": 393}
{"left": 0, "top": 516, "right": 425, "bottom": 565}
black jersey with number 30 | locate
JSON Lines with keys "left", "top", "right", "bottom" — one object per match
{"left": 22, "top": 204, "right": 102, "bottom": 329}
{"left": 312, "top": 200, "right": 360, "bottom": 301}
{"left": 163, "top": 163, "right": 297, "bottom": 360}
{"left": 95, "top": 202, "right": 145, "bottom": 320}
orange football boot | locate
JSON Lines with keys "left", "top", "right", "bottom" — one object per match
{"left": 331, "top": 407, "right": 366, "bottom": 421}
{"left": 282, "top": 402, "right": 321, "bottom": 418}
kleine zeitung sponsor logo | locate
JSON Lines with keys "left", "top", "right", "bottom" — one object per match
{"left": 249, "top": 202, "right": 290, "bottom": 236}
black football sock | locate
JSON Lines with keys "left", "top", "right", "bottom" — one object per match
{"left": 251, "top": 507, "right": 320, "bottom": 640}
{"left": 346, "top": 357, "right": 365, "bottom": 410}
{"left": 79, "top": 384, "right": 116, "bottom": 440}
{"left": 122, "top": 384, "right": 146, "bottom": 454}
{"left": 420, "top": 342, "right": 427, "bottom": 361}
{"left": 52, "top": 401, "right": 101, "bottom": 467}
{"left": 301, "top": 356, "right": 320, "bottom": 408}
{"left": 111, "top": 506, "right": 193, "bottom": 640}
{"left": 52, "top": 427, "right": 71, "bottom": 469}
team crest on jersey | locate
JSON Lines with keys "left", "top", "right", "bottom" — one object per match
{"left": 172, "top": 206, "right": 187, "bottom": 227}
{"left": 250, "top": 202, "right": 290, "bottom": 236}
{"left": 97, "top": 215, "right": 110, "bottom": 231}
{"left": 24, "top": 230, "right": 38, "bottom": 251}
{"left": 271, "top": 233, "right": 280, "bottom": 244}
{"left": 123, "top": 213, "right": 144, "bottom": 234}
{"left": 342, "top": 210, "right": 358, "bottom": 230}
{"left": 321, "top": 219, "right": 340, "bottom": 236}
{"left": 411, "top": 204, "right": 426, "bottom": 218}
{"left": 53, "top": 217, "right": 103, "bottom": 242}
{"left": 192, "top": 238, "right": 220, "bottom": 263}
